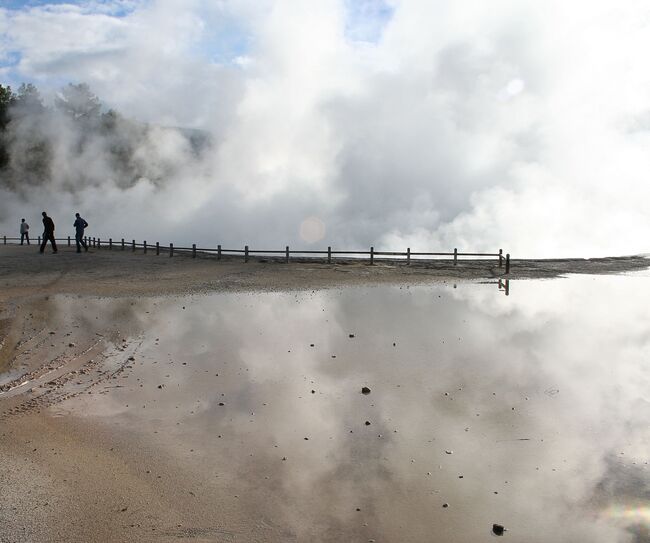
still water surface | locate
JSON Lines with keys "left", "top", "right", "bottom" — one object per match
{"left": 53, "top": 275, "right": 650, "bottom": 542}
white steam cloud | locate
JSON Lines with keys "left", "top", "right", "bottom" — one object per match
{"left": 1, "top": 0, "right": 650, "bottom": 257}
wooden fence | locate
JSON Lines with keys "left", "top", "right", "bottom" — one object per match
{"left": 2, "top": 235, "right": 511, "bottom": 274}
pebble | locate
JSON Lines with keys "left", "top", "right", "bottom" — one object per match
{"left": 361, "top": 387, "right": 371, "bottom": 395}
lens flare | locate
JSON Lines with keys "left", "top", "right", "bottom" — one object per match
{"left": 599, "top": 504, "right": 650, "bottom": 528}
{"left": 299, "top": 216, "right": 326, "bottom": 244}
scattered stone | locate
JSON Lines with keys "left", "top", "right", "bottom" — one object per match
{"left": 311, "top": 390, "right": 316, "bottom": 394}
{"left": 310, "top": 344, "right": 314, "bottom": 347}
{"left": 365, "top": 421, "right": 371, "bottom": 426}
{"left": 361, "top": 387, "right": 371, "bottom": 395}
{"left": 218, "top": 402, "right": 225, "bottom": 406}
{"left": 128, "top": 356, "right": 135, "bottom": 361}
{"left": 445, "top": 450, "right": 453, "bottom": 455}
{"left": 492, "top": 524, "right": 505, "bottom": 536}
{"left": 68, "top": 343, "right": 76, "bottom": 347}
{"left": 349, "top": 334, "right": 355, "bottom": 338}
{"left": 442, "top": 503, "right": 449, "bottom": 508}
{"left": 157, "top": 384, "right": 164, "bottom": 389}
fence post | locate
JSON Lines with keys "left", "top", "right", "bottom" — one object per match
{"left": 217, "top": 245, "right": 221, "bottom": 260}
{"left": 285, "top": 246, "right": 289, "bottom": 263}
{"left": 121, "top": 238, "right": 125, "bottom": 250}
{"left": 453, "top": 248, "right": 458, "bottom": 266}
{"left": 156, "top": 242, "right": 160, "bottom": 256}
{"left": 169, "top": 243, "right": 173, "bottom": 257}
{"left": 67, "top": 236, "right": 70, "bottom": 247}
{"left": 192, "top": 244, "right": 196, "bottom": 258}
{"left": 97, "top": 238, "right": 101, "bottom": 249}
{"left": 109, "top": 238, "right": 112, "bottom": 250}
{"left": 370, "top": 246, "right": 374, "bottom": 265}
{"left": 328, "top": 246, "right": 331, "bottom": 264}
{"left": 38, "top": 235, "right": 41, "bottom": 245}
{"left": 499, "top": 248, "right": 503, "bottom": 268}
{"left": 144, "top": 241, "right": 147, "bottom": 254}
{"left": 407, "top": 247, "right": 410, "bottom": 265}
{"left": 132, "top": 239, "right": 135, "bottom": 252}
{"left": 244, "top": 245, "right": 249, "bottom": 263}
{"left": 3, "top": 236, "right": 6, "bottom": 245}
{"left": 505, "top": 253, "right": 510, "bottom": 274}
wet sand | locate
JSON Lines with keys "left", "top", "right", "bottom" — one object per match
{"left": 1, "top": 246, "right": 649, "bottom": 542}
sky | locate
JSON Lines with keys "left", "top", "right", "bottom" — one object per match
{"left": 1, "top": 0, "right": 650, "bottom": 257}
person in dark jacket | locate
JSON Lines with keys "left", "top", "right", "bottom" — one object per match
{"left": 39, "top": 211, "right": 57, "bottom": 254}
{"left": 73, "top": 213, "right": 88, "bottom": 253}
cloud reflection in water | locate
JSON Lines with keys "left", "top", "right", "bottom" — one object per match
{"left": 53, "top": 275, "right": 650, "bottom": 542}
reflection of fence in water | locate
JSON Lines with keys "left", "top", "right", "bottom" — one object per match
{"left": 498, "top": 279, "right": 510, "bottom": 296}
{"left": 2, "top": 235, "right": 511, "bottom": 274}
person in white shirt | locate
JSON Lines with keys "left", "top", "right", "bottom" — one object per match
{"left": 20, "top": 218, "right": 30, "bottom": 245}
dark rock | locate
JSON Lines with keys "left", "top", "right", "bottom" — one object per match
{"left": 492, "top": 524, "right": 505, "bottom": 536}
{"left": 365, "top": 421, "right": 371, "bottom": 426}
{"left": 349, "top": 334, "right": 355, "bottom": 338}
{"left": 218, "top": 402, "right": 225, "bottom": 406}
{"left": 361, "top": 387, "right": 371, "bottom": 395}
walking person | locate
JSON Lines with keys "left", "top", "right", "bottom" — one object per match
{"left": 73, "top": 213, "right": 88, "bottom": 253}
{"left": 39, "top": 211, "right": 57, "bottom": 254}
{"left": 20, "top": 218, "right": 30, "bottom": 245}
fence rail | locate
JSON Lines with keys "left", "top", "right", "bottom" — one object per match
{"left": 2, "top": 235, "right": 511, "bottom": 273}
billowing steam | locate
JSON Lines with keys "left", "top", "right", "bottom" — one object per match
{"left": 1, "top": 0, "right": 649, "bottom": 257}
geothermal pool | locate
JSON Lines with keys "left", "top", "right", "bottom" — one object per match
{"left": 6, "top": 274, "right": 650, "bottom": 542}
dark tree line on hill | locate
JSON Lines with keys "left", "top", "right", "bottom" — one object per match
{"left": 0, "top": 82, "right": 209, "bottom": 195}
